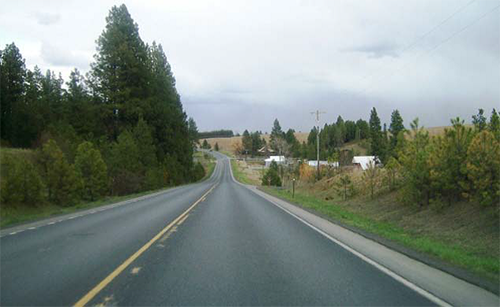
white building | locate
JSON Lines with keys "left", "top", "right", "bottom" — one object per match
{"left": 308, "top": 160, "right": 339, "bottom": 168}
{"left": 352, "top": 156, "right": 380, "bottom": 170}
{"left": 265, "top": 156, "right": 286, "bottom": 167}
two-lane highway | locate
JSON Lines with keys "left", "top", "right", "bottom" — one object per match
{"left": 2, "top": 152, "right": 436, "bottom": 305}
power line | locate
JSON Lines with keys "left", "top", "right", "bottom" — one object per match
{"left": 343, "top": 0, "right": 479, "bottom": 95}
{"left": 355, "top": 2, "right": 500, "bottom": 98}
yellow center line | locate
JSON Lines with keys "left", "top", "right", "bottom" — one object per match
{"left": 74, "top": 183, "right": 218, "bottom": 307}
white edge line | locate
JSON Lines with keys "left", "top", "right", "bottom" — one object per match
{"left": 263, "top": 195, "right": 452, "bottom": 307}
{"left": 226, "top": 154, "right": 451, "bottom": 307}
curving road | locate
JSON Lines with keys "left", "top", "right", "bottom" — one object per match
{"left": 0, "top": 152, "right": 494, "bottom": 306}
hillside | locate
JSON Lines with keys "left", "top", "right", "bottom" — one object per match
{"left": 201, "top": 126, "right": 455, "bottom": 154}
{"left": 202, "top": 132, "right": 309, "bottom": 153}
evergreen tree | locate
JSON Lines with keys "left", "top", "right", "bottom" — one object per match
{"left": 188, "top": 117, "right": 199, "bottom": 147}
{"left": 345, "top": 120, "right": 357, "bottom": 142}
{"left": 270, "top": 118, "right": 284, "bottom": 151}
{"left": 148, "top": 41, "right": 192, "bottom": 177}
{"left": 214, "top": 142, "right": 219, "bottom": 151}
{"left": 355, "top": 119, "right": 370, "bottom": 139}
{"left": 64, "top": 69, "right": 98, "bottom": 137}
{"left": 472, "top": 109, "right": 487, "bottom": 131}
{"left": 389, "top": 109, "right": 405, "bottom": 154}
{"left": 363, "top": 161, "right": 380, "bottom": 199}
{"left": 201, "top": 139, "right": 211, "bottom": 149}
{"left": 369, "top": 107, "right": 384, "bottom": 160}
{"left": 39, "top": 140, "right": 82, "bottom": 206}
{"left": 399, "top": 119, "right": 432, "bottom": 207}
{"left": 192, "top": 162, "right": 206, "bottom": 181}
{"left": 0, "top": 43, "right": 26, "bottom": 145}
{"left": 262, "top": 161, "right": 282, "bottom": 186}
{"left": 241, "top": 130, "right": 252, "bottom": 154}
{"left": 109, "top": 130, "right": 142, "bottom": 194}
{"left": 466, "top": 130, "right": 500, "bottom": 206}
{"left": 0, "top": 50, "right": 5, "bottom": 140}
{"left": 250, "top": 131, "right": 263, "bottom": 156}
{"left": 133, "top": 117, "right": 158, "bottom": 172}
{"left": 285, "top": 129, "right": 300, "bottom": 157}
{"left": 489, "top": 108, "right": 500, "bottom": 141}
{"left": 1, "top": 156, "right": 46, "bottom": 206}
{"left": 75, "top": 141, "right": 108, "bottom": 201}
{"left": 428, "top": 118, "right": 472, "bottom": 204}
{"left": 336, "top": 116, "right": 346, "bottom": 143}
{"left": 384, "top": 157, "right": 400, "bottom": 191}
{"left": 88, "top": 4, "right": 151, "bottom": 113}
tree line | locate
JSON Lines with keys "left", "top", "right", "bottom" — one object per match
{"left": 285, "top": 108, "right": 499, "bottom": 210}
{"left": 238, "top": 116, "right": 371, "bottom": 159}
{"left": 0, "top": 5, "right": 205, "bottom": 208}
{"left": 198, "top": 130, "right": 234, "bottom": 139}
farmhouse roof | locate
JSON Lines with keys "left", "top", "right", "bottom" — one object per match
{"left": 352, "top": 156, "right": 379, "bottom": 170}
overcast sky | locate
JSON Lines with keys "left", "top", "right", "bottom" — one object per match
{"left": 1, "top": 0, "right": 499, "bottom": 133}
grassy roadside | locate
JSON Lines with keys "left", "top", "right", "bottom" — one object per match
{"left": 261, "top": 187, "right": 499, "bottom": 283}
{"left": 1, "top": 152, "right": 217, "bottom": 229}
{"left": 194, "top": 151, "right": 216, "bottom": 181}
{"left": 230, "top": 159, "right": 258, "bottom": 185}
{"left": 227, "top": 160, "right": 499, "bottom": 284}
{"left": 0, "top": 188, "right": 171, "bottom": 229}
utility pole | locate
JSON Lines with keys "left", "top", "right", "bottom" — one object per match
{"left": 311, "top": 110, "right": 326, "bottom": 180}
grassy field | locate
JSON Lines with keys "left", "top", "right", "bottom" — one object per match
{"left": 229, "top": 159, "right": 499, "bottom": 283}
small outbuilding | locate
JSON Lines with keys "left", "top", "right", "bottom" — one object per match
{"left": 265, "top": 156, "right": 286, "bottom": 167}
{"left": 352, "top": 156, "right": 380, "bottom": 170}
{"left": 308, "top": 160, "right": 339, "bottom": 168}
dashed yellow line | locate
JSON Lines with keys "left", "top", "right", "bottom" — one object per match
{"left": 73, "top": 183, "right": 218, "bottom": 307}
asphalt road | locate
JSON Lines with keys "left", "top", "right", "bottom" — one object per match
{"left": 1, "top": 152, "right": 436, "bottom": 306}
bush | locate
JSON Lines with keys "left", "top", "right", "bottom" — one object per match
{"left": 0, "top": 156, "right": 46, "bottom": 206}
{"left": 38, "top": 140, "right": 82, "bottom": 206}
{"left": 144, "top": 166, "right": 167, "bottom": 191}
{"left": 192, "top": 162, "right": 206, "bottom": 181}
{"left": 466, "top": 130, "right": 500, "bottom": 206}
{"left": 75, "top": 141, "right": 108, "bottom": 201}
{"left": 262, "top": 161, "right": 282, "bottom": 186}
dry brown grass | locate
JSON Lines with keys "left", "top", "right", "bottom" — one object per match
{"left": 201, "top": 132, "right": 308, "bottom": 153}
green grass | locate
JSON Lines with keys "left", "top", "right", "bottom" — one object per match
{"left": 261, "top": 187, "right": 499, "bottom": 282}
{"left": 0, "top": 188, "right": 172, "bottom": 229}
{"left": 220, "top": 150, "right": 235, "bottom": 158}
{"left": 230, "top": 159, "right": 256, "bottom": 185}
{"left": 200, "top": 154, "right": 216, "bottom": 181}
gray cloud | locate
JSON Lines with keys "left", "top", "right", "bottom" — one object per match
{"left": 1, "top": 0, "right": 498, "bottom": 132}
{"left": 35, "top": 12, "right": 61, "bottom": 26}
{"left": 40, "top": 42, "right": 90, "bottom": 69}
{"left": 341, "top": 42, "right": 400, "bottom": 59}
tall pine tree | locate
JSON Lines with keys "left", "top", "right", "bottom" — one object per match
{"left": 369, "top": 107, "right": 384, "bottom": 161}
{"left": 389, "top": 109, "right": 405, "bottom": 156}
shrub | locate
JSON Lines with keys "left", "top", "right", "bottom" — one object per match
{"left": 262, "top": 161, "right": 282, "bottom": 186}
{"left": 0, "top": 156, "right": 46, "bottom": 206}
{"left": 38, "top": 140, "right": 82, "bottom": 206}
{"left": 75, "top": 141, "right": 108, "bottom": 201}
